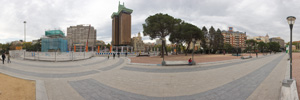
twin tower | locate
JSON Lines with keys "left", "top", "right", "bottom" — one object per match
{"left": 111, "top": 2, "right": 133, "bottom": 46}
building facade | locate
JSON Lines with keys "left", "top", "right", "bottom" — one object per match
{"left": 221, "top": 27, "right": 247, "bottom": 48}
{"left": 269, "top": 37, "right": 285, "bottom": 49}
{"left": 111, "top": 2, "right": 133, "bottom": 46}
{"left": 131, "top": 32, "right": 144, "bottom": 52}
{"left": 66, "top": 25, "right": 96, "bottom": 48}
{"left": 248, "top": 34, "right": 269, "bottom": 43}
{"left": 156, "top": 39, "right": 162, "bottom": 45}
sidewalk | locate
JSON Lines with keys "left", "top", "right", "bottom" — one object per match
{"left": 129, "top": 53, "right": 266, "bottom": 64}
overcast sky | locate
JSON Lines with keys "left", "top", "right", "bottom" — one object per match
{"left": 0, "top": 0, "right": 299, "bottom": 44}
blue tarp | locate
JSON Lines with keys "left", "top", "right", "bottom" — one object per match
{"left": 41, "top": 38, "right": 68, "bottom": 52}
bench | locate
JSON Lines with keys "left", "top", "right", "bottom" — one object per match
{"left": 137, "top": 54, "right": 150, "bottom": 57}
{"left": 241, "top": 56, "right": 252, "bottom": 59}
{"left": 232, "top": 54, "right": 241, "bottom": 56}
{"left": 163, "top": 61, "right": 192, "bottom": 66}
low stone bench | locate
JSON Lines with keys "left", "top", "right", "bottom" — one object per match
{"left": 241, "top": 56, "right": 252, "bottom": 59}
{"left": 137, "top": 54, "right": 150, "bottom": 57}
{"left": 163, "top": 61, "right": 192, "bottom": 66}
{"left": 232, "top": 54, "right": 241, "bottom": 56}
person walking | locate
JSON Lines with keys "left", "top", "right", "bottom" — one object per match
{"left": 113, "top": 53, "right": 115, "bottom": 59}
{"left": 2, "top": 53, "right": 5, "bottom": 64}
{"left": 125, "top": 52, "right": 127, "bottom": 57}
{"left": 7, "top": 53, "right": 11, "bottom": 63}
{"left": 118, "top": 52, "right": 120, "bottom": 58}
{"left": 256, "top": 52, "right": 258, "bottom": 58}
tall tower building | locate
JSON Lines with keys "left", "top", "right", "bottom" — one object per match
{"left": 111, "top": 2, "right": 133, "bottom": 46}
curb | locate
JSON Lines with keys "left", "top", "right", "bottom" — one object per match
{"left": 281, "top": 60, "right": 299, "bottom": 100}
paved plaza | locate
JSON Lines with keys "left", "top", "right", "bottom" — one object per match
{"left": 0, "top": 53, "right": 288, "bottom": 100}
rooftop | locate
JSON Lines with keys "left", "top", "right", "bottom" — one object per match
{"left": 45, "top": 30, "right": 65, "bottom": 38}
{"left": 111, "top": 2, "right": 133, "bottom": 18}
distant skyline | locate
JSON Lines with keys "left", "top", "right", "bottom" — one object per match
{"left": 0, "top": 0, "right": 300, "bottom": 44}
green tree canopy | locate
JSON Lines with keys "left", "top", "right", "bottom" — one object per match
{"left": 181, "top": 22, "right": 203, "bottom": 55}
{"left": 268, "top": 42, "right": 280, "bottom": 52}
{"left": 143, "top": 13, "right": 180, "bottom": 57}
{"left": 201, "top": 26, "right": 208, "bottom": 51}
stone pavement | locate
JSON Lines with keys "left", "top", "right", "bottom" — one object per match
{"left": 0, "top": 53, "right": 288, "bottom": 100}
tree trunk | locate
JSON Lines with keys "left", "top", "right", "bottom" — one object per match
{"left": 165, "top": 43, "right": 168, "bottom": 56}
{"left": 176, "top": 45, "right": 178, "bottom": 55}
{"left": 161, "top": 43, "right": 163, "bottom": 58}
{"left": 185, "top": 41, "right": 191, "bottom": 56}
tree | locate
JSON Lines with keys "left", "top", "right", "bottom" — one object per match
{"left": 208, "top": 26, "right": 216, "bottom": 53}
{"left": 212, "top": 28, "right": 224, "bottom": 53}
{"left": 201, "top": 26, "right": 208, "bottom": 53}
{"left": 169, "top": 19, "right": 184, "bottom": 55}
{"left": 268, "top": 42, "right": 280, "bottom": 52}
{"left": 257, "top": 41, "right": 267, "bottom": 52}
{"left": 223, "top": 43, "right": 233, "bottom": 53}
{"left": 245, "top": 39, "right": 257, "bottom": 53}
{"left": 106, "top": 43, "right": 111, "bottom": 49}
{"left": 180, "top": 22, "right": 203, "bottom": 56}
{"left": 143, "top": 13, "right": 179, "bottom": 57}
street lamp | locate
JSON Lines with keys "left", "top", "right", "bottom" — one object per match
{"left": 192, "top": 38, "right": 196, "bottom": 65}
{"left": 24, "top": 21, "right": 26, "bottom": 42}
{"left": 287, "top": 16, "right": 296, "bottom": 79}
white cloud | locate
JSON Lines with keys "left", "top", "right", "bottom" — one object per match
{"left": 0, "top": 0, "right": 299, "bottom": 44}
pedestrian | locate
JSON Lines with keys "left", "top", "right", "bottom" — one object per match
{"left": 117, "top": 52, "right": 120, "bottom": 58}
{"left": 125, "top": 52, "right": 127, "bottom": 57}
{"left": 188, "top": 58, "right": 192, "bottom": 65}
{"left": 108, "top": 55, "right": 110, "bottom": 59}
{"left": 7, "top": 53, "right": 11, "bottom": 63}
{"left": 113, "top": 53, "right": 115, "bottom": 59}
{"left": 256, "top": 52, "right": 258, "bottom": 58}
{"left": 2, "top": 53, "right": 5, "bottom": 64}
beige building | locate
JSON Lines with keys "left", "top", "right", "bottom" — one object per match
{"left": 221, "top": 27, "right": 247, "bottom": 48}
{"left": 131, "top": 32, "right": 144, "bottom": 52}
{"left": 67, "top": 25, "right": 96, "bottom": 47}
{"left": 269, "top": 37, "right": 285, "bottom": 49}
{"left": 112, "top": 2, "right": 132, "bottom": 46}
{"left": 144, "top": 42, "right": 155, "bottom": 52}
{"left": 156, "top": 39, "right": 162, "bottom": 45}
{"left": 249, "top": 34, "right": 269, "bottom": 43}
{"left": 188, "top": 40, "right": 202, "bottom": 50}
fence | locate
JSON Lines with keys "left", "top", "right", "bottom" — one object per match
{"left": 9, "top": 50, "right": 141, "bottom": 62}
{"left": 9, "top": 50, "right": 94, "bottom": 62}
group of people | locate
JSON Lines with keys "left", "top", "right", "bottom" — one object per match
{"left": 107, "top": 52, "right": 128, "bottom": 59}
{"left": 2, "top": 53, "right": 11, "bottom": 64}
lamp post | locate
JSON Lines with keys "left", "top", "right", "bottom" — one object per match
{"left": 192, "top": 38, "right": 196, "bottom": 65}
{"left": 24, "top": 21, "right": 26, "bottom": 42}
{"left": 287, "top": 16, "right": 296, "bottom": 79}
{"left": 161, "top": 37, "right": 166, "bottom": 65}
